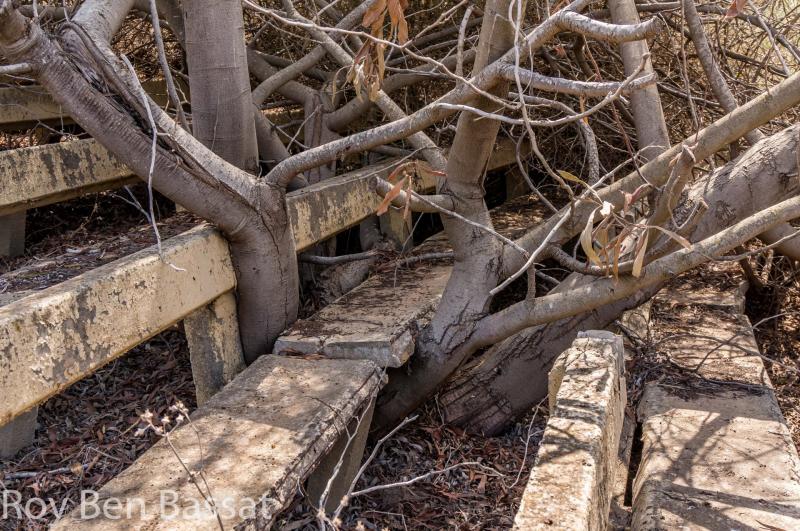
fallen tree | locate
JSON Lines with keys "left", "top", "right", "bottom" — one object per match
{"left": 1, "top": 0, "right": 798, "bottom": 435}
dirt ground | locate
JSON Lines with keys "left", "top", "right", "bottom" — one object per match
{"left": 0, "top": 329, "right": 196, "bottom": 531}
{"left": 277, "top": 406, "right": 546, "bottom": 530}
{"left": 1, "top": 187, "right": 199, "bottom": 295}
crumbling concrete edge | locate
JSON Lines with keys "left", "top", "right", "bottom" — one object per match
{"left": 513, "top": 331, "right": 626, "bottom": 531}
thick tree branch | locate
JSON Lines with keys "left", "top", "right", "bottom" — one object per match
{"left": 473, "top": 194, "right": 800, "bottom": 350}
{"left": 504, "top": 71, "right": 800, "bottom": 276}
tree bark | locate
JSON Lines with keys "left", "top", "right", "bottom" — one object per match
{"left": 0, "top": 2, "right": 297, "bottom": 362}
{"left": 440, "top": 124, "right": 800, "bottom": 434}
{"left": 183, "top": 0, "right": 259, "bottom": 172}
{"left": 440, "top": 276, "right": 657, "bottom": 435}
{"left": 373, "top": 0, "right": 523, "bottom": 432}
{"left": 439, "top": 0, "right": 675, "bottom": 436}
{"left": 608, "top": 0, "right": 670, "bottom": 160}
{"left": 181, "top": 1, "right": 298, "bottom": 360}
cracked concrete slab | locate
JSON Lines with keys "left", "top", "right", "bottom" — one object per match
{"left": 514, "top": 331, "right": 626, "bottom": 531}
{"left": 275, "top": 194, "right": 548, "bottom": 367}
{"left": 51, "top": 355, "right": 385, "bottom": 530}
{"left": 631, "top": 273, "right": 800, "bottom": 530}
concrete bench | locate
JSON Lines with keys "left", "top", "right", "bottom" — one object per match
{"left": 0, "top": 158, "right": 433, "bottom": 454}
{"left": 275, "top": 194, "right": 549, "bottom": 367}
{"left": 513, "top": 331, "right": 626, "bottom": 531}
{"left": 50, "top": 355, "right": 384, "bottom": 530}
{"left": 0, "top": 226, "right": 239, "bottom": 430}
{"left": 0, "top": 80, "right": 173, "bottom": 257}
{"left": 630, "top": 270, "right": 800, "bottom": 530}
{"left": 0, "top": 131, "right": 521, "bottom": 257}
{"left": 0, "top": 156, "right": 438, "bottom": 454}
{"left": 0, "top": 150, "right": 426, "bottom": 257}
{"left": 0, "top": 138, "right": 136, "bottom": 257}
{"left": 0, "top": 80, "right": 173, "bottom": 130}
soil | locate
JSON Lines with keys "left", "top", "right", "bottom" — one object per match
{"left": 1, "top": 187, "right": 201, "bottom": 295}
{"left": 276, "top": 405, "right": 547, "bottom": 531}
{"left": 0, "top": 329, "right": 195, "bottom": 531}
{"left": 744, "top": 258, "right": 800, "bottom": 449}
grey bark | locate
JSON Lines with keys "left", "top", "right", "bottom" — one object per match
{"left": 183, "top": 1, "right": 259, "bottom": 172}
{"left": 373, "top": 0, "right": 522, "bottom": 432}
{"left": 608, "top": 0, "right": 670, "bottom": 161}
{"left": 441, "top": 124, "right": 800, "bottom": 433}
{"left": 681, "top": 0, "right": 764, "bottom": 146}
{"left": 0, "top": 2, "right": 297, "bottom": 362}
{"left": 438, "top": 0, "right": 671, "bottom": 435}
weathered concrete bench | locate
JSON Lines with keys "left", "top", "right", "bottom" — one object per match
{"left": 0, "top": 132, "right": 519, "bottom": 257}
{"left": 0, "top": 226, "right": 241, "bottom": 447}
{"left": 51, "top": 355, "right": 384, "bottom": 530}
{"left": 0, "top": 148, "right": 412, "bottom": 255}
{"left": 630, "top": 269, "right": 800, "bottom": 530}
{"left": 513, "top": 331, "right": 626, "bottom": 531}
{"left": 0, "top": 80, "right": 173, "bottom": 130}
{"left": 275, "top": 193, "right": 549, "bottom": 367}
{"left": 0, "top": 139, "right": 135, "bottom": 217}
{"left": 0, "top": 80, "right": 173, "bottom": 257}
{"left": 0, "top": 138, "right": 135, "bottom": 257}
{"left": 0, "top": 155, "right": 437, "bottom": 456}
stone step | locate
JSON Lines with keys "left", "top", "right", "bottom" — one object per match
{"left": 275, "top": 194, "right": 548, "bottom": 367}
{"left": 631, "top": 269, "right": 800, "bottom": 530}
{"left": 52, "top": 355, "right": 385, "bottom": 530}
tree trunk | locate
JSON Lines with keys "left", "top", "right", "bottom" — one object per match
{"left": 440, "top": 277, "right": 657, "bottom": 435}
{"left": 607, "top": 0, "right": 670, "bottom": 161}
{"left": 0, "top": 2, "right": 297, "bottom": 362}
{"left": 373, "top": 0, "right": 522, "bottom": 432}
{"left": 182, "top": 1, "right": 298, "bottom": 360}
{"left": 183, "top": 0, "right": 259, "bottom": 172}
{"left": 440, "top": 124, "right": 800, "bottom": 434}
{"left": 438, "top": 0, "right": 674, "bottom": 435}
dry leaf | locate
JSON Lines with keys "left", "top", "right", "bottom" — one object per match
{"left": 363, "top": 0, "right": 388, "bottom": 27}
{"left": 415, "top": 160, "right": 446, "bottom": 179}
{"left": 726, "top": 0, "right": 747, "bottom": 18}
{"left": 632, "top": 232, "right": 649, "bottom": 278}
{"left": 376, "top": 176, "right": 406, "bottom": 215}
{"left": 580, "top": 209, "right": 601, "bottom": 265}
{"left": 558, "top": 169, "right": 589, "bottom": 188}
{"left": 651, "top": 225, "right": 692, "bottom": 249}
{"left": 387, "top": 0, "right": 410, "bottom": 44}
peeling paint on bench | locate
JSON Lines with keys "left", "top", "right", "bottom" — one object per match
{"left": 513, "top": 331, "right": 626, "bottom": 531}
{"left": 51, "top": 355, "right": 385, "bottom": 530}
{"left": 0, "top": 225, "right": 235, "bottom": 426}
{"left": 0, "top": 138, "right": 135, "bottom": 217}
